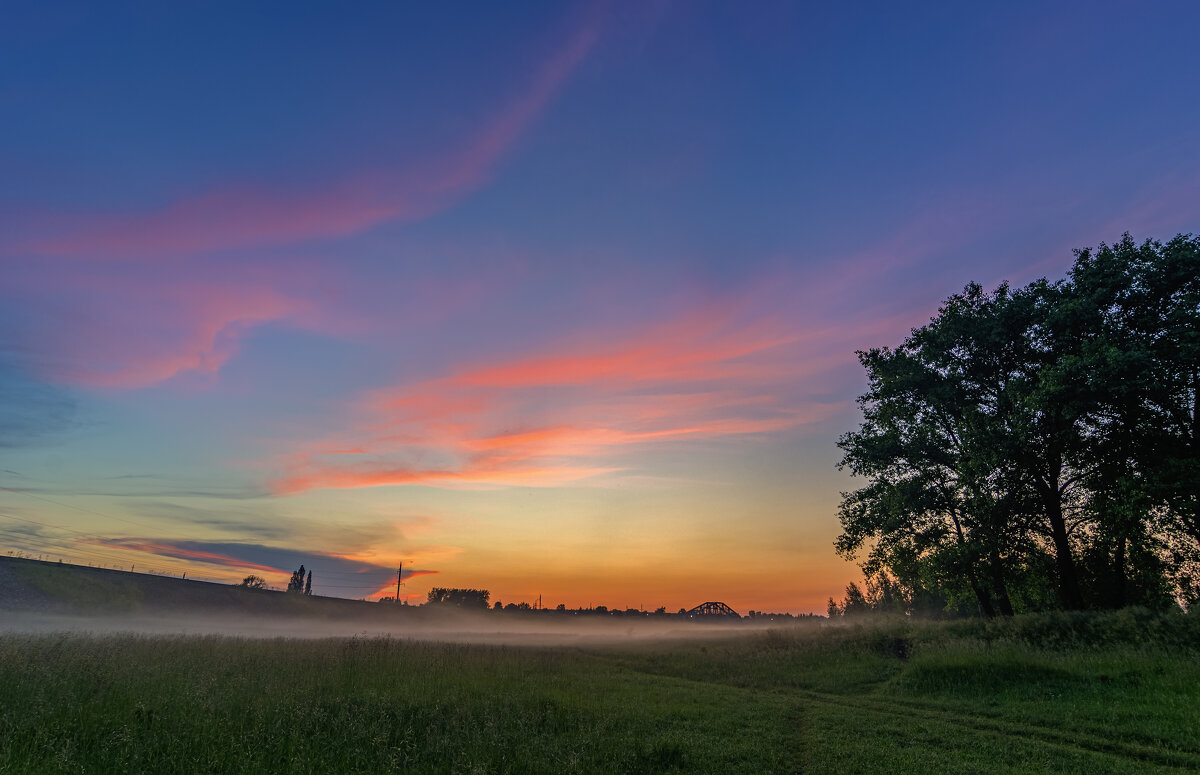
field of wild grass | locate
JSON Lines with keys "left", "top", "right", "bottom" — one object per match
{"left": 1, "top": 609, "right": 1197, "bottom": 774}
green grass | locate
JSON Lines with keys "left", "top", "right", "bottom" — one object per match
{"left": 8, "top": 562, "right": 145, "bottom": 611}
{"left": 1, "top": 611, "right": 1197, "bottom": 773}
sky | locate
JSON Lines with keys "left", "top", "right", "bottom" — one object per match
{"left": 2, "top": 1, "right": 1199, "bottom": 614}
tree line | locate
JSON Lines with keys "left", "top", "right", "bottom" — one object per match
{"left": 238, "top": 565, "right": 312, "bottom": 594}
{"left": 833, "top": 234, "right": 1198, "bottom": 616}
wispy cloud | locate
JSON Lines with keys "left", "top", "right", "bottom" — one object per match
{"left": 86, "top": 537, "right": 439, "bottom": 598}
{"left": 0, "top": 7, "right": 610, "bottom": 395}
{"left": 88, "top": 538, "right": 283, "bottom": 576}
{"left": 270, "top": 284, "right": 856, "bottom": 494}
{"left": 54, "top": 278, "right": 305, "bottom": 389}
{"left": 8, "top": 6, "right": 608, "bottom": 260}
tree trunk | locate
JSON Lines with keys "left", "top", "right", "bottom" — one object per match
{"left": 988, "top": 550, "right": 1015, "bottom": 616}
{"left": 969, "top": 574, "right": 997, "bottom": 618}
{"left": 1113, "top": 533, "right": 1127, "bottom": 608}
{"left": 1186, "top": 372, "right": 1200, "bottom": 539}
{"left": 1043, "top": 483, "right": 1085, "bottom": 609}
{"left": 947, "top": 503, "right": 996, "bottom": 616}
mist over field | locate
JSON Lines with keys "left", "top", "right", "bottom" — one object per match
{"left": 0, "top": 607, "right": 765, "bottom": 646}
{"left": 4, "top": 607, "right": 1198, "bottom": 774}
{"left": 0, "top": 555, "right": 776, "bottom": 646}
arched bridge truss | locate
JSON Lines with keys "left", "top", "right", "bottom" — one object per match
{"left": 687, "top": 601, "right": 740, "bottom": 618}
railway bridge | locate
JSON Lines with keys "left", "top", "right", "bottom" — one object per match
{"left": 686, "top": 601, "right": 740, "bottom": 619}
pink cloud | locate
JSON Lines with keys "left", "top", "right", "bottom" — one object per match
{"left": 65, "top": 284, "right": 304, "bottom": 390}
{"left": 86, "top": 538, "right": 282, "bottom": 576}
{"left": 2, "top": 8, "right": 610, "bottom": 393}
{"left": 268, "top": 285, "right": 867, "bottom": 494}
{"left": 14, "top": 7, "right": 608, "bottom": 260}
{"left": 275, "top": 462, "right": 619, "bottom": 494}
{"left": 15, "top": 259, "right": 321, "bottom": 390}
{"left": 11, "top": 244, "right": 519, "bottom": 391}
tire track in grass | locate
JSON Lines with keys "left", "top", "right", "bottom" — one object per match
{"left": 788, "top": 687, "right": 1200, "bottom": 771}
{"left": 601, "top": 652, "right": 1196, "bottom": 774}
{"left": 835, "top": 689, "right": 1200, "bottom": 760}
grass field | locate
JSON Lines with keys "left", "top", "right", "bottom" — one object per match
{"left": 1, "top": 610, "right": 1197, "bottom": 774}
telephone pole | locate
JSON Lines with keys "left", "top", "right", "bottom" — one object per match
{"left": 395, "top": 562, "right": 402, "bottom": 602}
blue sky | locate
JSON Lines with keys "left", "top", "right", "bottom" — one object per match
{"left": 2, "top": 1, "right": 1198, "bottom": 612}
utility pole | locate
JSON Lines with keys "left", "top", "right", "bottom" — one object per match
{"left": 395, "top": 562, "right": 402, "bottom": 602}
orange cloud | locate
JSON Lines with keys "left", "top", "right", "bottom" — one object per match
{"left": 461, "top": 414, "right": 814, "bottom": 455}
{"left": 450, "top": 312, "right": 802, "bottom": 389}
{"left": 275, "top": 460, "right": 618, "bottom": 494}
{"left": 367, "top": 578, "right": 432, "bottom": 602}
{"left": 269, "top": 290, "right": 840, "bottom": 494}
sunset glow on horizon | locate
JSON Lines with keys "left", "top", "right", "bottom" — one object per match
{"left": 3, "top": 1, "right": 1199, "bottom": 614}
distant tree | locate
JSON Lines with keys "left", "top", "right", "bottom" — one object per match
{"left": 287, "top": 565, "right": 306, "bottom": 594}
{"left": 240, "top": 575, "right": 267, "bottom": 590}
{"left": 493, "top": 601, "right": 502, "bottom": 610}
{"left": 426, "top": 587, "right": 490, "bottom": 608}
{"left": 865, "top": 571, "right": 908, "bottom": 614}
{"left": 557, "top": 603, "right": 568, "bottom": 612}
{"left": 304, "top": 569, "right": 312, "bottom": 596}
{"left": 840, "top": 582, "right": 870, "bottom": 616}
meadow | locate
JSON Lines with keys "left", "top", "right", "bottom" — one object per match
{"left": 0, "top": 610, "right": 1197, "bottom": 774}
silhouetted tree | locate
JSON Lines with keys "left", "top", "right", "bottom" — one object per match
{"left": 304, "top": 569, "right": 312, "bottom": 595}
{"left": 1063, "top": 234, "right": 1200, "bottom": 605}
{"left": 239, "top": 575, "right": 267, "bottom": 590}
{"left": 835, "top": 282, "right": 1045, "bottom": 615}
{"left": 841, "top": 582, "right": 869, "bottom": 616}
{"left": 837, "top": 233, "right": 1200, "bottom": 612}
{"left": 287, "top": 565, "right": 306, "bottom": 594}
{"left": 426, "top": 587, "right": 490, "bottom": 608}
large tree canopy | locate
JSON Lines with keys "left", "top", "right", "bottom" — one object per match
{"left": 836, "top": 234, "right": 1199, "bottom": 615}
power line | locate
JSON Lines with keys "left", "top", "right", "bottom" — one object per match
{"left": 0, "top": 486, "right": 413, "bottom": 576}
{"left": 0, "top": 511, "right": 265, "bottom": 580}
{"left": 2, "top": 532, "right": 205, "bottom": 578}
{"left": 0, "top": 490, "right": 426, "bottom": 598}
{"left": 0, "top": 485, "right": 170, "bottom": 534}
{"left": 0, "top": 515, "right": 402, "bottom": 594}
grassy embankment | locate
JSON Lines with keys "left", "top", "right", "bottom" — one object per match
{"left": 1, "top": 609, "right": 1197, "bottom": 774}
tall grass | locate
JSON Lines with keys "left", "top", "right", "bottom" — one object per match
{"left": 0, "top": 634, "right": 797, "bottom": 774}
{"left": 1, "top": 609, "right": 1196, "bottom": 774}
